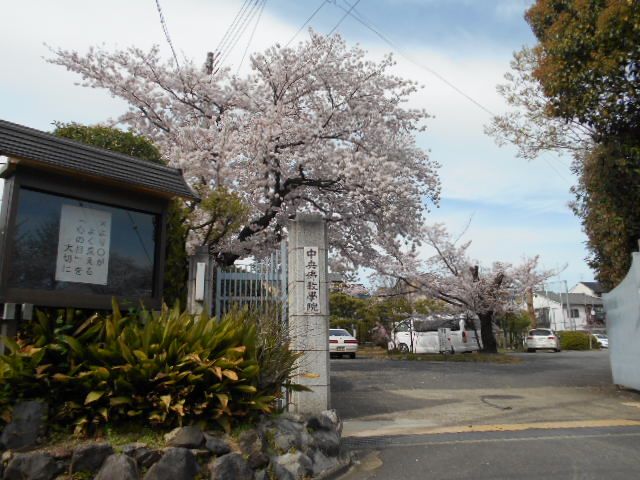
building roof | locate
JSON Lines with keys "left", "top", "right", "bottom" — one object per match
{"left": 535, "top": 291, "right": 603, "bottom": 306}
{"left": 576, "top": 281, "right": 606, "bottom": 295}
{"left": 0, "top": 119, "right": 198, "bottom": 201}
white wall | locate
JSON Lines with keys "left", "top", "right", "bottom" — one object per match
{"left": 603, "top": 252, "right": 640, "bottom": 391}
{"left": 533, "top": 294, "right": 589, "bottom": 331}
{"left": 571, "top": 283, "right": 596, "bottom": 296}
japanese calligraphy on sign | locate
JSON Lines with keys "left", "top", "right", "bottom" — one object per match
{"left": 303, "top": 246, "right": 321, "bottom": 314}
{"left": 55, "top": 205, "right": 112, "bottom": 285}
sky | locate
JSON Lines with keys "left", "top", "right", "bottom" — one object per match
{"left": 0, "top": 0, "right": 591, "bottom": 292}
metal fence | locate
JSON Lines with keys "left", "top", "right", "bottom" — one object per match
{"left": 214, "top": 242, "right": 288, "bottom": 324}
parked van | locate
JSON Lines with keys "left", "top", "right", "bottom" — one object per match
{"left": 389, "top": 314, "right": 481, "bottom": 354}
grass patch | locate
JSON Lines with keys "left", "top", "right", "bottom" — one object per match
{"left": 357, "top": 346, "right": 521, "bottom": 364}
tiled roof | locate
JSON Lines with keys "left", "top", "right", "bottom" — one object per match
{"left": 0, "top": 119, "right": 198, "bottom": 201}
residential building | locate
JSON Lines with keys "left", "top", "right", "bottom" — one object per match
{"left": 570, "top": 281, "right": 606, "bottom": 298}
{"left": 533, "top": 291, "right": 605, "bottom": 331}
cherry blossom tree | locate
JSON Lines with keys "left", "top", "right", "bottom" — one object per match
{"left": 382, "top": 223, "right": 555, "bottom": 353}
{"left": 50, "top": 32, "right": 440, "bottom": 269}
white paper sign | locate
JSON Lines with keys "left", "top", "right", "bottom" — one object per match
{"left": 303, "top": 246, "right": 321, "bottom": 314}
{"left": 55, "top": 205, "right": 112, "bottom": 285}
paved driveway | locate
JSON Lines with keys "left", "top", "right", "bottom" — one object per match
{"left": 331, "top": 351, "right": 640, "bottom": 479}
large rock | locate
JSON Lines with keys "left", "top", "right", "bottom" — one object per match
{"left": 203, "top": 433, "right": 231, "bottom": 456}
{"left": 307, "top": 409, "right": 342, "bottom": 435}
{"left": 4, "top": 451, "right": 59, "bottom": 480}
{"left": 311, "top": 450, "right": 339, "bottom": 476}
{"left": 70, "top": 441, "right": 113, "bottom": 473}
{"left": 310, "top": 429, "right": 340, "bottom": 457}
{"left": 0, "top": 400, "right": 47, "bottom": 450}
{"left": 122, "top": 442, "right": 162, "bottom": 468}
{"left": 208, "top": 452, "right": 253, "bottom": 480}
{"left": 271, "top": 452, "right": 313, "bottom": 480}
{"left": 143, "top": 447, "right": 199, "bottom": 480}
{"left": 94, "top": 454, "right": 139, "bottom": 480}
{"left": 238, "top": 429, "right": 269, "bottom": 469}
{"left": 165, "top": 425, "right": 205, "bottom": 448}
{"left": 261, "top": 418, "right": 314, "bottom": 454}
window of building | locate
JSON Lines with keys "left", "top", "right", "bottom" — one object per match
{"left": 570, "top": 308, "right": 580, "bottom": 318}
{"left": 8, "top": 188, "right": 158, "bottom": 297}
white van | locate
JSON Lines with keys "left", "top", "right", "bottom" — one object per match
{"left": 389, "top": 314, "right": 481, "bottom": 354}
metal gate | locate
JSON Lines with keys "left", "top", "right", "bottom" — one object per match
{"left": 214, "top": 242, "right": 287, "bottom": 324}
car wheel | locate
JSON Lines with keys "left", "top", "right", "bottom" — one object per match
{"left": 554, "top": 348, "right": 561, "bottom": 352}
{"left": 349, "top": 352, "right": 356, "bottom": 359}
{"left": 398, "top": 343, "right": 410, "bottom": 353}
{"left": 527, "top": 348, "right": 536, "bottom": 353}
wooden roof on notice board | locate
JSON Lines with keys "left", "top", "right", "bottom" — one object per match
{"left": 0, "top": 119, "right": 198, "bottom": 201}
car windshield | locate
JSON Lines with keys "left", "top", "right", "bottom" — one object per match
{"left": 530, "top": 329, "right": 552, "bottom": 336}
{"left": 595, "top": 334, "right": 607, "bottom": 339}
{"left": 330, "top": 329, "right": 351, "bottom": 337}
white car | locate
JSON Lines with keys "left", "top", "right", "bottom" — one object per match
{"left": 525, "top": 328, "right": 561, "bottom": 352}
{"left": 329, "top": 329, "right": 358, "bottom": 359}
{"left": 593, "top": 333, "right": 609, "bottom": 348}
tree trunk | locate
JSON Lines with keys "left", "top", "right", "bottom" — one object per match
{"left": 478, "top": 311, "right": 498, "bottom": 353}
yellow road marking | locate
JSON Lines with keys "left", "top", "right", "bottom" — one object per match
{"left": 346, "top": 419, "right": 640, "bottom": 438}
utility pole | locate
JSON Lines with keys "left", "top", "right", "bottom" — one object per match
{"left": 564, "top": 280, "right": 574, "bottom": 330}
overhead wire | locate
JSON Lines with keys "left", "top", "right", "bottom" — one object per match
{"left": 237, "top": 0, "right": 268, "bottom": 74}
{"left": 215, "top": 0, "right": 253, "bottom": 62}
{"left": 327, "top": 0, "right": 362, "bottom": 36}
{"left": 154, "top": 0, "right": 181, "bottom": 69}
{"left": 334, "top": 0, "right": 572, "bottom": 185}
{"left": 217, "top": 0, "right": 263, "bottom": 69}
{"left": 285, "top": 0, "right": 329, "bottom": 47}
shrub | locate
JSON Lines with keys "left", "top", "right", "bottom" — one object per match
{"left": 558, "top": 331, "right": 592, "bottom": 351}
{"left": 0, "top": 302, "right": 303, "bottom": 435}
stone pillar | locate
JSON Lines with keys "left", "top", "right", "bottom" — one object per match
{"left": 287, "top": 214, "right": 330, "bottom": 414}
{"left": 186, "top": 246, "right": 215, "bottom": 316}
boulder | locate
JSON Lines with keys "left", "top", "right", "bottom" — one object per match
{"left": 310, "top": 429, "right": 340, "bottom": 457}
{"left": 4, "top": 451, "right": 59, "bottom": 480}
{"left": 203, "top": 432, "right": 231, "bottom": 456}
{"left": 165, "top": 425, "right": 205, "bottom": 448}
{"left": 70, "top": 441, "right": 113, "bottom": 473}
{"left": 143, "top": 447, "right": 199, "bottom": 480}
{"left": 122, "top": 442, "right": 162, "bottom": 469}
{"left": 311, "top": 450, "right": 339, "bottom": 476}
{"left": 307, "top": 410, "right": 342, "bottom": 435}
{"left": 262, "top": 418, "right": 314, "bottom": 454}
{"left": 0, "top": 400, "right": 47, "bottom": 450}
{"left": 271, "top": 452, "right": 312, "bottom": 480}
{"left": 94, "top": 454, "right": 139, "bottom": 480}
{"left": 238, "top": 429, "right": 269, "bottom": 469}
{"left": 208, "top": 452, "right": 253, "bottom": 480}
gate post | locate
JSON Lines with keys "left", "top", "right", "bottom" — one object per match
{"left": 187, "top": 246, "right": 215, "bottom": 316}
{"left": 287, "top": 214, "right": 330, "bottom": 414}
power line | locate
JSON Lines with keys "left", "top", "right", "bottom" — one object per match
{"left": 286, "top": 0, "right": 329, "bottom": 47}
{"left": 334, "top": 1, "right": 572, "bottom": 186}
{"left": 154, "top": 0, "right": 181, "bottom": 69}
{"left": 215, "top": 0, "right": 252, "bottom": 56}
{"left": 328, "top": 0, "right": 362, "bottom": 36}
{"left": 335, "top": 0, "right": 493, "bottom": 116}
{"left": 217, "top": 0, "right": 262, "bottom": 69}
{"left": 238, "top": 0, "right": 268, "bottom": 74}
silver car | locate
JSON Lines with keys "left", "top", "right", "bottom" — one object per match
{"left": 525, "top": 328, "right": 561, "bottom": 352}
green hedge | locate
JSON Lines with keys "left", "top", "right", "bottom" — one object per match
{"left": 558, "top": 331, "right": 593, "bottom": 350}
{"left": 0, "top": 303, "right": 303, "bottom": 435}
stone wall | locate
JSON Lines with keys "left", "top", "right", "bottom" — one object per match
{"left": 0, "top": 403, "right": 349, "bottom": 480}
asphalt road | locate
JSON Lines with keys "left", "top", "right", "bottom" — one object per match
{"left": 330, "top": 351, "right": 640, "bottom": 479}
